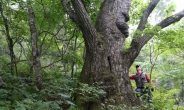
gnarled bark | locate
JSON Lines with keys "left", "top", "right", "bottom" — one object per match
{"left": 62, "top": 0, "right": 184, "bottom": 109}
{"left": 63, "top": 0, "right": 137, "bottom": 109}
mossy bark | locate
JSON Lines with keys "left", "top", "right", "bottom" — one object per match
{"left": 68, "top": 0, "right": 138, "bottom": 109}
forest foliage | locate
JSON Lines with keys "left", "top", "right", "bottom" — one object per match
{"left": 0, "top": 0, "right": 184, "bottom": 109}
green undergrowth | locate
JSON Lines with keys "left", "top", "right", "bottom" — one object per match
{"left": 0, "top": 71, "right": 184, "bottom": 110}
{"left": 0, "top": 71, "right": 76, "bottom": 110}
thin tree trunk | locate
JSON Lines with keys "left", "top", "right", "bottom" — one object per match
{"left": 0, "top": 0, "right": 17, "bottom": 75}
{"left": 28, "top": 5, "right": 42, "bottom": 90}
{"left": 71, "top": 34, "right": 78, "bottom": 78}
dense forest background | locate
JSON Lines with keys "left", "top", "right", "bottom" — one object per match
{"left": 0, "top": 0, "right": 184, "bottom": 109}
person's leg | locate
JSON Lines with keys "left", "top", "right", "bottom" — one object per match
{"left": 147, "top": 89, "right": 152, "bottom": 103}
{"left": 141, "top": 88, "right": 152, "bottom": 102}
{"left": 135, "top": 88, "right": 143, "bottom": 98}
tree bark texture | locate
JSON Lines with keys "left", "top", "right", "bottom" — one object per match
{"left": 62, "top": 0, "right": 184, "bottom": 109}
{"left": 28, "top": 6, "right": 42, "bottom": 90}
{"left": 0, "top": 1, "right": 17, "bottom": 75}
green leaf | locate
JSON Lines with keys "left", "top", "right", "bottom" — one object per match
{"left": 59, "top": 93, "right": 70, "bottom": 99}
{"left": 66, "top": 100, "right": 75, "bottom": 106}
{"left": 51, "top": 104, "right": 60, "bottom": 109}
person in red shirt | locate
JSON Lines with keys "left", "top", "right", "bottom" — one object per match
{"left": 129, "top": 65, "right": 153, "bottom": 102}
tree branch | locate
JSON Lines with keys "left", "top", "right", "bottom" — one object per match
{"left": 61, "top": 0, "right": 78, "bottom": 23}
{"left": 41, "top": 58, "right": 63, "bottom": 69}
{"left": 157, "top": 9, "right": 184, "bottom": 28}
{"left": 140, "top": 9, "right": 184, "bottom": 47}
{"left": 70, "top": 0, "right": 97, "bottom": 47}
{"left": 126, "top": 9, "right": 184, "bottom": 67}
{"left": 0, "top": 77, "right": 6, "bottom": 86}
{"left": 0, "top": 60, "right": 28, "bottom": 70}
{"left": 137, "top": 0, "right": 160, "bottom": 31}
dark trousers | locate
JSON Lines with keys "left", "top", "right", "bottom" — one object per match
{"left": 135, "top": 87, "right": 152, "bottom": 102}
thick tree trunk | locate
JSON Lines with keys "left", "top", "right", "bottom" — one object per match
{"left": 62, "top": 0, "right": 184, "bottom": 109}
{"left": 28, "top": 6, "right": 42, "bottom": 90}
{"left": 69, "top": 0, "right": 138, "bottom": 109}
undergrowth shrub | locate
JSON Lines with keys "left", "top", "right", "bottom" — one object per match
{"left": 0, "top": 71, "right": 76, "bottom": 110}
{"left": 152, "top": 88, "right": 184, "bottom": 110}
{"left": 74, "top": 83, "right": 106, "bottom": 102}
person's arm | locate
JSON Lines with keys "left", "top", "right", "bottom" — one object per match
{"left": 145, "top": 73, "right": 154, "bottom": 91}
{"left": 129, "top": 74, "right": 135, "bottom": 80}
{"left": 145, "top": 73, "right": 151, "bottom": 83}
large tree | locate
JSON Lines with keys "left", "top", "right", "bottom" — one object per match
{"left": 62, "top": 0, "right": 184, "bottom": 109}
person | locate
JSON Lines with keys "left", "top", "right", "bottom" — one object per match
{"left": 129, "top": 65, "right": 153, "bottom": 103}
